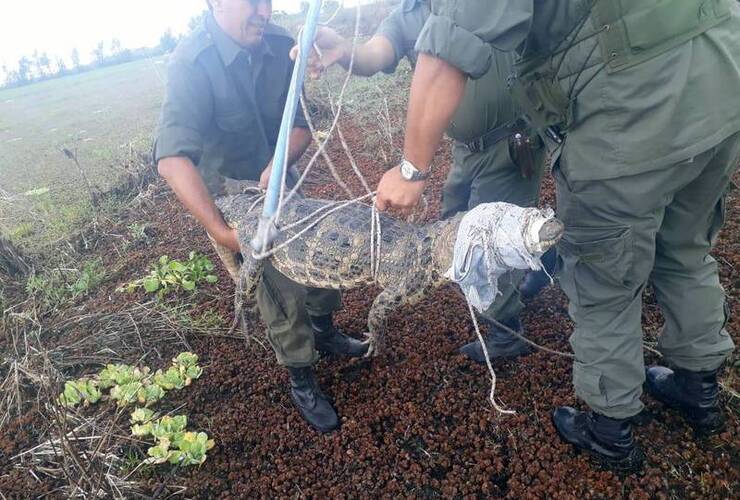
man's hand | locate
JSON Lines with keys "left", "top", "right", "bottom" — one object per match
{"left": 213, "top": 227, "right": 240, "bottom": 254}
{"left": 259, "top": 161, "right": 273, "bottom": 189}
{"left": 290, "top": 27, "right": 348, "bottom": 79}
{"left": 375, "top": 166, "right": 426, "bottom": 214}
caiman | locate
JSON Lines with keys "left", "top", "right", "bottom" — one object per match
{"left": 214, "top": 187, "right": 563, "bottom": 355}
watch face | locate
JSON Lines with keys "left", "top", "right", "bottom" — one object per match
{"left": 400, "top": 161, "right": 413, "bottom": 180}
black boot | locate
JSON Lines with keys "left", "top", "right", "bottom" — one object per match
{"left": 552, "top": 407, "right": 645, "bottom": 473}
{"left": 287, "top": 366, "right": 340, "bottom": 433}
{"left": 458, "top": 317, "right": 531, "bottom": 364}
{"left": 519, "top": 247, "right": 558, "bottom": 299}
{"left": 310, "top": 313, "right": 369, "bottom": 358}
{"left": 645, "top": 365, "right": 725, "bottom": 436}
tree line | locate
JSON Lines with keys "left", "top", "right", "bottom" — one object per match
{"left": 1, "top": 11, "right": 206, "bottom": 90}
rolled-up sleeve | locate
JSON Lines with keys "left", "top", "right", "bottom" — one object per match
{"left": 414, "top": 0, "right": 533, "bottom": 79}
{"left": 375, "top": 6, "right": 409, "bottom": 74}
{"left": 153, "top": 59, "right": 213, "bottom": 165}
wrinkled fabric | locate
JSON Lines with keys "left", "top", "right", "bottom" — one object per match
{"left": 445, "top": 202, "right": 555, "bottom": 312}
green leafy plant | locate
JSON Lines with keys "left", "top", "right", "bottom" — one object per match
{"left": 57, "top": 352, "right": 213, "bottom": 467}
{"left": 127, "top": 222, "right": 151, "bottom": 243}
{"left": 58, "top": 379, "right": 102, "bottom": 407}
{"left": 98, "top": 364, "right": 150, "bottom": 389}
{"left": 118, "top": 252, "right": 217, "bottom": 296}
{"left": 131, "top": 413, "right": 214, "bottom": 466}
{"left": 153, "top": 353, "right": 203, "bottom": 390}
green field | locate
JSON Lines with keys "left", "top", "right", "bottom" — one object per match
{"left": 0, "top": 57, "right": 169, "bottom": 245}
{"left": 0, "top": 57, "right": 167, "bottom": 194}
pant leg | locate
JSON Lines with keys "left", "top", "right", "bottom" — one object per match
{"left": 447, "top": 140, "right": 546, "bottom": 322}
{"left": 257, "top": 261, "right": 319, "bottom": 367}
{"left": 555, "top": 141, "right": 736, "bottom": 418}
{"left": 650, "top": 132, "right": 740, "bottom": 371}
{"left": 305, "top": 287, "right": 342, "bottom": 317}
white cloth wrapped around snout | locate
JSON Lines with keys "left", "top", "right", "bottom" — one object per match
{"left": 444, "top": 202, "right": 558, "bottom": 313}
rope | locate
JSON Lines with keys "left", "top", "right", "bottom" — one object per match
{"left": 466, "top": 299, "right": 516, "bottom": 415}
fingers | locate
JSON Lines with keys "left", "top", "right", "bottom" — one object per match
{"left": 374, "top": 195, "right": 388, "bottom": 212}
{"left": 289, "top": 45, "right": 299, "bottom": 61}
{"left": 374, "top": 196, "right": 416, "bottom": 216}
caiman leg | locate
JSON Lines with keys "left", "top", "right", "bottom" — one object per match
{"left": 230, "top": 254, "right": 264, "bottom": 336}
{"left": 366, "top": 275, "right": 431, "bottom": 356}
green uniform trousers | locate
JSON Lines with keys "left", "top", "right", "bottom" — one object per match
{"left": 442, "top": 139, "right": 545, "bottom": 323}
{"left": 211, "top": 238, "right": 342, "bottom": 368}
{"left": 556, "top": 131, "right": 739, "bottom": 419}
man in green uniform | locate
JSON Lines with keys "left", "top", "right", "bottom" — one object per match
{"left": 375, "top": 0, "right": 740, "bottom": 472}
{"left": 300, "top": 0, "right": 557, "bottom": 363}
{"left": 154, "top": 0, "right": 368, "bottom": 434}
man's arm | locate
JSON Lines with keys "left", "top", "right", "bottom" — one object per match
{"left": 291, "top": 27, "right": 397, "bottom": 78}
{"left": 158, "top": 156, "right": 240, "bottom": 252}
{"left": 259, "top": 126, "right": 312, "bottom": 188}
{"left": 375, "top": 53, "right": 466, "bottom": 212}
{"left": 376, "top": 0, "right": 532, "bottom": 212}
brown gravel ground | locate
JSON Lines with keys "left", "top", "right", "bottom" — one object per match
{"left": 0, "top": 122, "right": 738, "bottom": 498}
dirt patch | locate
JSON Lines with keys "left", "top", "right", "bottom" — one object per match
{"left": 1, "top": 123, "right": 738, "bottom": 498}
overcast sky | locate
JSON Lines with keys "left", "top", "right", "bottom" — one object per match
{"left": 0, "top": 0, "right": 308, "bottom": 71}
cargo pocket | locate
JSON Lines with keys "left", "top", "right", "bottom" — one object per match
{"left": 558, "top": 225, "right": 633, "bottom": 308}
{"left": 573, "top": 362, "right": 608, "bottom": 408}
{"left": 707, "top": 193, "right": 727, "bottom": 247}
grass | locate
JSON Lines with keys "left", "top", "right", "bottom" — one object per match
{"left": 0, "top": 57, "right": 168, "bottom": 248}
{"left": 25, "top": 257, "right": 106, "bottom": 309}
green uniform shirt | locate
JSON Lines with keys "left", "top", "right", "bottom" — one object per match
{"left": 154, "top": 14, "right": 307, "bottom": 194}
{"left": 416, "top": 0, "right": 740, "bottom": 181}
{"left": 376, "top": 0, "right": 518, "bottom": 144}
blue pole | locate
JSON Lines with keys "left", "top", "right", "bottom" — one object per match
{"left": 251, "top": 0, "right": 323, "bottom": 253}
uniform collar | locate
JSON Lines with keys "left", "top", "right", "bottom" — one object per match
{"left": 206, "top": 13, "right": 273, "bottom": 67}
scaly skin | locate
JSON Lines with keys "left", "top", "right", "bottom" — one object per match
{"left": 215, "top": 190, "right": 563, "bottom": 355}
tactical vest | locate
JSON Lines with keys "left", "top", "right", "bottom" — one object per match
{"left": 509, "top": 0, "right": 733, "bottom": 137}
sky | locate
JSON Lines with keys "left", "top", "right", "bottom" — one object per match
{"left": 0, "top": 0, "right": 308, "bottom": 72}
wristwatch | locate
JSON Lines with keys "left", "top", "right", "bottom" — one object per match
{"left": 399, "top": 159, "right": 430, "bottom": 181}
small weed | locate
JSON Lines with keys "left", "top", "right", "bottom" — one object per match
{"left": 25, "top": 271, "right": 68, "bottom": 308}
{"left": 68, "top": 258, "right": 105, "bottom": 297}
{"left": 25, "top": 257, "right": 106, "bottom": 308}
{"left": 127, "top": 222, "right": 151, "bottom": 243}
{"left": 9, "top": 222, "right": 34, "bottom": 240}
{"left": 191, "top": 308, "right": 226, "bottom": 330}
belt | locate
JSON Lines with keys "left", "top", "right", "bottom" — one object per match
{"left": 464, "top": 121, "right": 515, "bottom": 153}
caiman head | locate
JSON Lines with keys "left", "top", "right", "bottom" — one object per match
{"left": 429, "top": 204, "right": 565, "bottom": 277}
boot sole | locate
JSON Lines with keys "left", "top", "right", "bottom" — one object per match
{"left": 575, "top": 446, "right": 646, "bottom": 475}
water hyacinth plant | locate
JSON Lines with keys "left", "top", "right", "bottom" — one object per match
{"left": 58, "top": 379, "right": 102, "bottom": 407}
{"left": 57, "top": 352, "right": 213, "bottom": 467}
